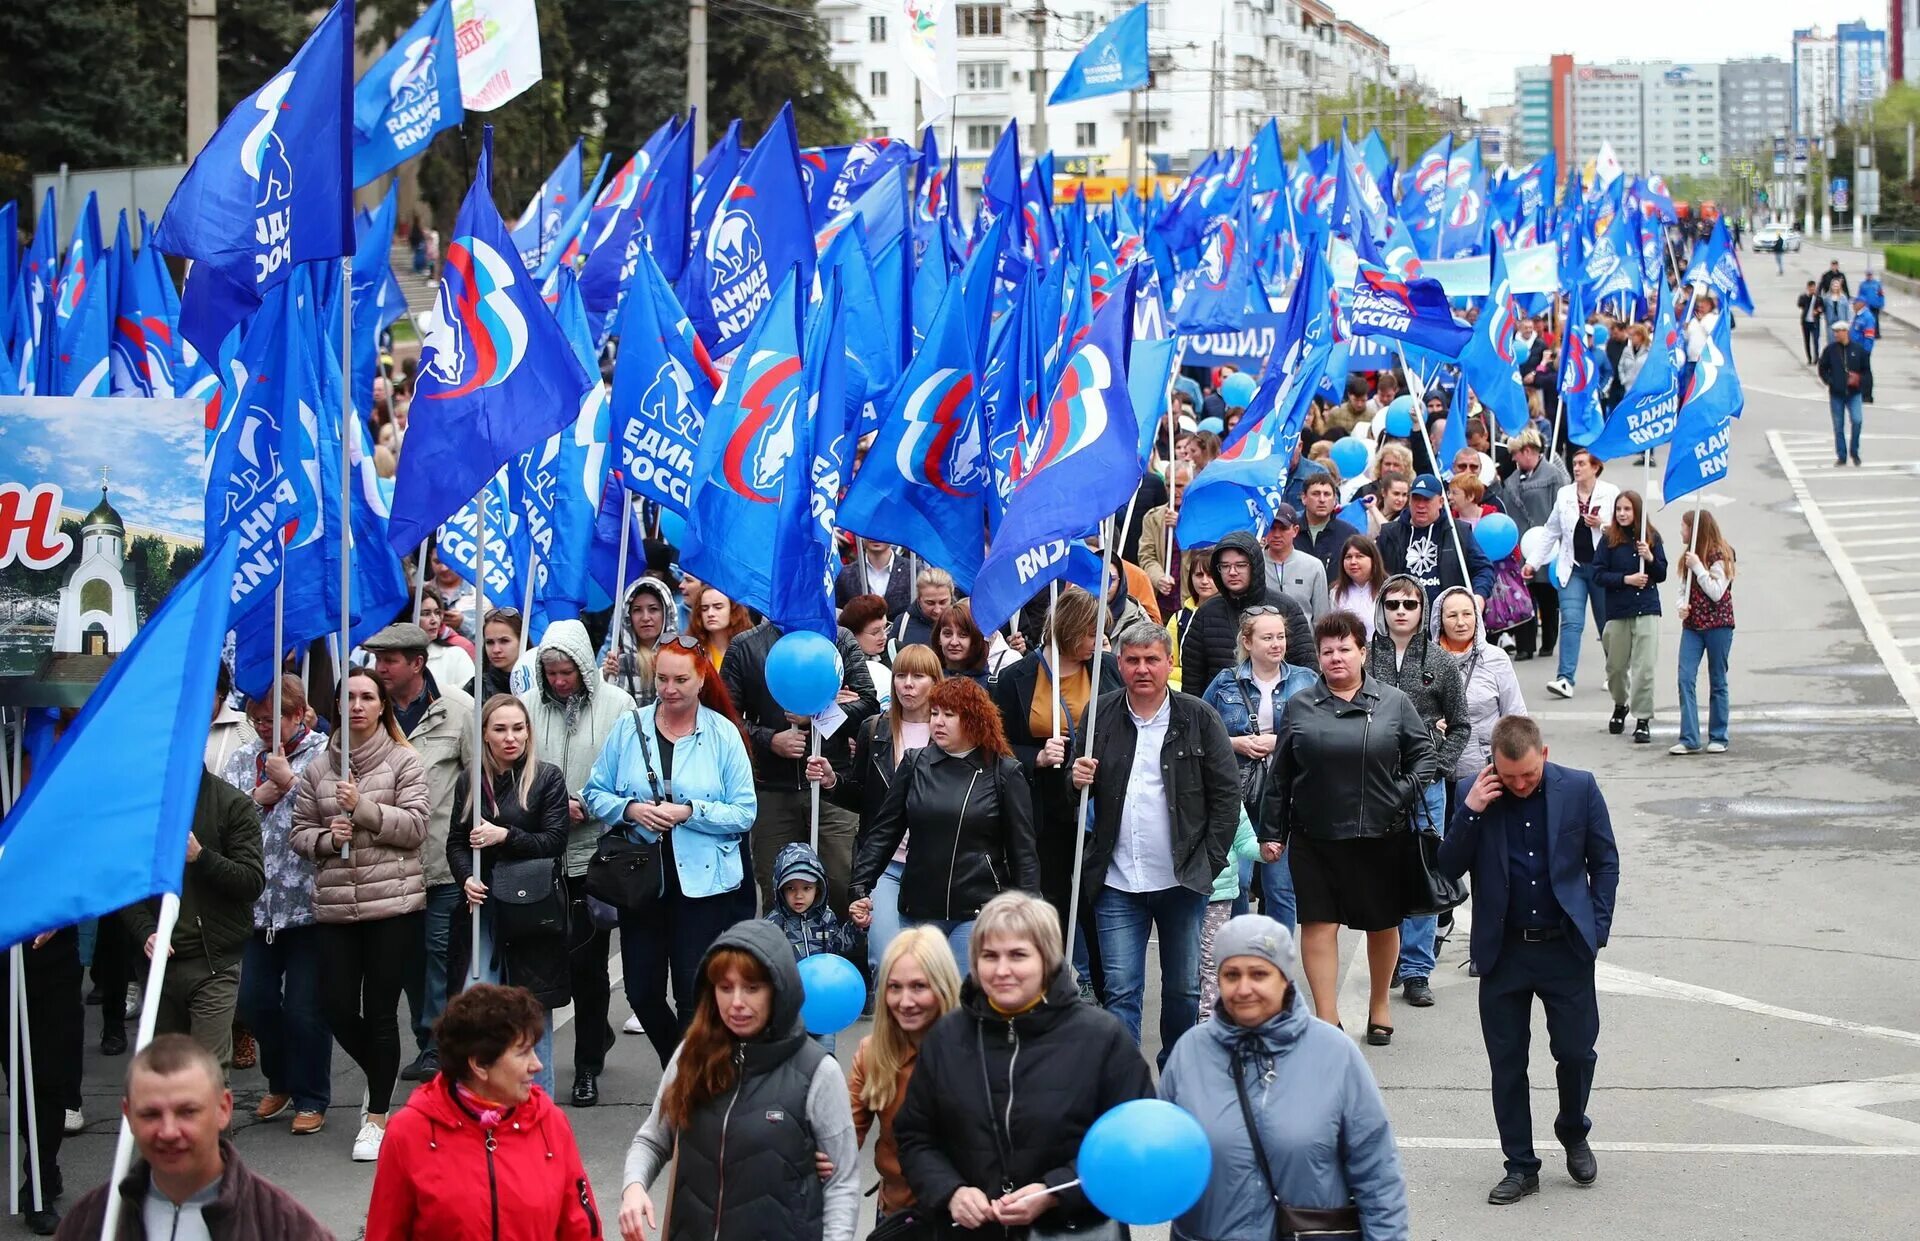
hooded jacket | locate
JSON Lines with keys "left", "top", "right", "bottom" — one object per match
{"left": 766, "top": 842, "right": 863, "bottom": 959}
{"left": 220, "top": 727, "right": 331, "bottom": 935}
{"left": 289, "top": 732, "right": 431, "bottom": 923}
{"left": 1429, "top": 585, "right": 1528, "bottom": 779}
{"left": 55, "top": 1138, "right": 331, "bottom": 1241}
{"left": 363, "top": 1070, "right": 599, "bottom": 1241}
{"left": 519, "top": 618, "right": 637, "bottom": 877}
{"left": 1366, "top": 574, "right": 1471, "bottom": 779}
{"left": 894, "top": 960, "right": 1155, "bottom": 1237}
{"left": 623, "top": 920, "right": 861, "bottom": 1241}
{"left": 849, "top": 744, "right": 1040, "bottom": 920}
{"left": 1181, "top": 531, "right": 1318, "bottom": 705}
{"left": 1160, "top": 987, "right": 1408, "bottom": 1241}
{"left": 603, "top": 578, "right": 680, "bottom": 704}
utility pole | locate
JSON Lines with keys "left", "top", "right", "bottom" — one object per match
{"left": 185, "top": 0, "right": 218, "bottom": 160}
{"left": 1028, "top": 5, "right": 1048, "bottom": 153}
{"left": 1207, "top": 39, "right": 1220, "bottom": 150}
{"left": 688, "top": 0, "right": 709, "bottom": 160}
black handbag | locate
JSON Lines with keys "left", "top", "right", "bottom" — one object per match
{"left": 490, "top": 855, "right": 568, "bottom": 942}
{"left": 865, "top": 1206, "right": 933, "bottom": 1241}
{"left": 1232, "top": 1052, "right": 1363, "bottom": 1241}
{"left": 1401, "top": 826, "right": 1468, "bottom": 919}
{"left": 582, "top": 711, "right": 669, "bottom": 914}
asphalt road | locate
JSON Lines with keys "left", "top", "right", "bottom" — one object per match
{"left": 14, "top": 243, "right": 1920, "bottom": 1239}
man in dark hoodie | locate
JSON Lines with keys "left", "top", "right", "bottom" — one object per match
{"left": 1367, "top": 575, "right": 1468, "bottom": 1008}
{"left": 1180, "top": 530, "right": 1316, "bottom": 703}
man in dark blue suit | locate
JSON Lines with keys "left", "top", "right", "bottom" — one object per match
{"left": 1439, "top": 714, "right": 1620, "bottom": 1207}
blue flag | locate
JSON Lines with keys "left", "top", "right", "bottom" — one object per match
{"left": 11, "top": 189, "right": 57, "bottom": 395}
{"left": 839, "top": 276, "right": 990, "bottom": 588}
{"left": 980, "top": 122, "right": 1023, "bottom": 233}
{"left": 110, "top": 212, "right": 185, "bottom": 398}
{"left": 1680, "top": 299, "right": 1743, "bottom": 423}
{"left": 349, "top": 183, "right": 407, "bottom": 417}
{"left": 511, "top": 139, "right": 585, "bottom": 273}
{"left": 1582, "top": 180, "right": 1641, "bottom": 305}
{"left": 609, "top": 245, "right": 716, "bottom": 516}
{"left": 580, "top": 117, "right": 695, "bottom": 329}
{"left": 1457, "top": 247, "right": 1531, "bottom": 434}
{"left": 684, "top": 120, "right": 744, "bottom": 276}
{"left": 0, "top": 534, "right": 239, "bottom": 950}
{"left": 1400, "top": 135, "right": 1452, "bottom": 259}
{"left": 1663, "top": 365, "right": 1735, "bottom": 509}
{"left": 1337, "top": 265, "right": 1470, "bottom": 357}
{"left": 1434, "top": 374, "right": 1470, "bottom": 479}
{"left": 156, "top": 0, "right": 353, "bottom": 359}
{"left": 437, "top": 470, "right": 530, "bottom": 609}
{"left": 351, "top": 0, "right": 463, "bottom": 185}
{"left": 825, "top": 137, "right": 914, "bottom": 219}
{"left": 768, "top": 275, "right": 854, "bottom": 638}
{"left": 1049, "top": 2, "right": 1149, "bottom": 103}
{"left": 687, "top": 104, "right": 814, "bottom": 358}
{"left": 583, "top": 118, "right": 674, "bottom": 259}
{"left": 52, "top": 192, "right": 110, "bottom": 397}
{"left": 1438, "top": 137, "right": 1489, "bottom": 258}
{"left": 1177, "top": 335, "right": 1333, "bottom": 549}
{"left": 978, "top": 278, "right": 1031, "bottom": 534}
{"left": 1688, "top": 218, "right": 1755, "bottom": 315}
{"left": 389, "top": 127, "right": 595, "bottom": 554}
{"left": 817, "top": 220, "right": 900, "bottom": 405}
{"left": 1172, "top": 193, "right": 1257, "bottom": 335}
{"left": 969, "top": 267, "right": 1143, "bottom": 633}
{"left": 1580, "top": 282, "right": 1682, "bottom": 458}
{"left": 679, "top": 266, "right": 808, "bottom": 614}
{"left": 801, "top": 145, "right": 852, "bottom": 232}
{"left": 1557, "top": 284, "right": 1607, "bottom": 448}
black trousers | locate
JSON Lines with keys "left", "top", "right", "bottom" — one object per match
{"left": 1478, "top": 933, "right": 1598, "bottom": 1176}
{"left": 92, "top": 911, "right": 135, "bottom": 1042}
{"left": 566, "top": 893, "right": 613, "bottom": 1078}
{"left": 317, "top": 912, "right": 424, "bottom": 1115}
{"left": 1512, "top": 580, "right": 1561, "bottom": 658}
{"left": 3, "top": 929, "right": 83, "bottom": 1206}
{"left": 1802, "top": 322, "right": 1821, "bottom": 364}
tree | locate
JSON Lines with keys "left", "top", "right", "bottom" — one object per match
{"left": 1287, "top": 83, "right": 1462, "bottom": 169}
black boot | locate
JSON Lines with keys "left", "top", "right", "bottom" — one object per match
{"left": 1609, "top": 704, "right": 1628, "bottom": 735}
{"left": 1633, "top": 718, "right": 1652, "bottom": 744}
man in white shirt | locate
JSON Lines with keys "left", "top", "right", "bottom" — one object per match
{"left": 833, "top": 539, "right": 910, "bottom": 620}
{"left": 1261, "top": 504, "right": 1330, "bottom": 621}
{"left": 1070, "top": 622, "right": 1241, "bottom": 1066}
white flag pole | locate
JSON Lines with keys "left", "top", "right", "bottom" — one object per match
{"left": 609, "top": 496, "right": 633, "bottom": 670}
{"left": 411, "top": 537, "right": 431, "bottom": 625}
{"left": 338, "top": 259, "right": 356, "bottom": 860}
{"left": 16, "top": 950, "right": 44, "bottom": 1215}
{"left": 8, "top": 946, "right": 19, "bottom": 1218}
{"left": 98, "top": 892, "right": 180, "bottom": 1241}
{"left": 470, "top": 490, "right": 488, "bottom": 984}
{"left": 1064, "top": 518, "right": 1119, "bottom": 975}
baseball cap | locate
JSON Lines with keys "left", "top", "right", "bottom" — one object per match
{"left": 361, "top": 622, "right": 433, "bottom": 652}
{"left": 1269, "top": 502, "right": 1301, "bottom": 528}
{"left": 1409, "top": 473, "right": 1445, "bottom": 499}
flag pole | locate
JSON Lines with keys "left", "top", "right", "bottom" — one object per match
{"left": 609, "top": 492, "right": 633, "bottom": 670}
{"left": 339, "top": 258, "right": 356, "bottom": 861}
{"left": 8, "top": 946, "right": 19, "bottom": 1219}
{"left": 470, "top": 488, "right": 488, "bottom": 984}
{"left": 412, "top": 537, "right": 431, "bottom": 624}
{"left": 517, "top": 552, "right": 539, "bottom": 665}
{"left": 1064, "top": 517, "right": 1118, "bottom": 980}
{"left": 98, "top": 892, "right": 180, "bottom": 1241}
{"left": 15, "top": 948, "right": 44, "bottom": 1216}
{"left": 808, "top": 724, "right": 821, "bottom": 855}
{"left": 1047, "top": 580, "right": 1062, "bottom": 737}
{"left": 1395, "top": 342, "right": 1474, "bottom": 590}
{"left": 272, "top": 574, "right": 286, "bottom": 755}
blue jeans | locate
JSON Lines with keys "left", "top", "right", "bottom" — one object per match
{"left": 1396, "top": 782, "right": 1450, "bottom": 982}
{"left": 900, "top": 916, "right": 974, "bottom": 976}
{"left": 409, "top": 882, "right": 463, "bottom": 1052}
{"left": 866, "top": 859, "right": 906, "bottom": 979}
{"left": 1830, "top": 392, "right": 1864, "bottom": 460}
{"left": 1232, "top": 859, "right": 1253, "bottom": 917}
{"left": 1094, "top": 885, "right": 1206, "bottom": 1066}
{"left": 1556, "top": 562, "right": 1608, "bottom": 684}
{"left": 1259, "top": 853, "right": 1296, "bottom": 934}
{"left": 237, "top": 926, "right": 332, "bottom": 1113}
{"left": 471, "top": 910, "right": 554, "bottom": 1095}
{"left": 1677, "top": 626, "right": 1734, "bottom": 749}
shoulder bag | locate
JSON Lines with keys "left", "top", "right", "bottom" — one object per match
{"left": 475, "top": 777, "right": 568, "bottom": 942}
{"left": 582, "top": 711, "right": 668, "bottom": 914}
{"left": 1231, "top": 1051, "right": 1363, "bottom": 1241}
{"left": 1239, "top": 688, "right": 1273, "bottom": 823}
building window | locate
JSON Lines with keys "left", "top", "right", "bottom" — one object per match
{"left": 1076, "top": 122, "right": 1097, "bottom": 147}
{"left": 1122, "top": 118, "right": 1161, "bottom": 144}
{"left": 870, "top": 15, "right": 887, "bottom": 41}
{"left": 836, "top": 62, "right": 857, "bottom": 85}
{"left": 871, "top": 70, "right": 888, "bottom": 96}
{"left": 966, "top": 123, "right": 999, "bottom": 150}
{"left": 824, "top": 15, "right": 846, "bottom": 41}
{"left": 958, "top": 4, "right": 1003, "bottom": 37}
{"left": 961, "top": 61, "right": 1006, "bottom": 91}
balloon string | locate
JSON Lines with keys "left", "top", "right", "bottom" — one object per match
{"left": 1005, "top": 1180, "right": 1079, "bottom": 1205}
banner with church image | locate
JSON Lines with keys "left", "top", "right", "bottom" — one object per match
{"left": 0, "top": 397, "right": 205, "bottom": 678}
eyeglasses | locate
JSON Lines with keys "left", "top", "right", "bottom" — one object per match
{"left": 1242, "top": 606, "right": 1281, "bottom": 618}
{"left": 1382, "top": 598, "right": 1423, "bottom": 612}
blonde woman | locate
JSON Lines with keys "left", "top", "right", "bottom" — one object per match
{"left": 847, "top": 928, "right": 965, "bottom": 1225}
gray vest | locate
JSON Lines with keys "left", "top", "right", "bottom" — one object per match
{"left": 670, "top": 1032, "right": 827, "bottom": 1241}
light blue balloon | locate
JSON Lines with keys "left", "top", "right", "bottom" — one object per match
{"left": 1079, "top": 1099, "right": 1213, "bottom": 1225}
{"left": 1476, "top": 512, "right": 1520, "bottom": 560}
{"left": 1196, "top": 416, "right": 1225, "bottom": 435}
{"left": 658, "top": 509, "right": 687, "bottom": 548}
{"left": 1382, "top": 394, "right": 1416, "bottom": 438}
{"left": 1220, "top": 371, "right": 1258, "bottom": 408}
{"left": 766, "top": 630, "right": 843, "bottom": 716}
{"left": 797, "top": 953, "right": 865, "bottom": 1035}
{"left": 1328, "top": 437, "right": 1370, "bottom": 480}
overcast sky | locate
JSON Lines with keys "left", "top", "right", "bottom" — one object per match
{"left": 1327, "top": 2, "right": 1892, "bottom": 112}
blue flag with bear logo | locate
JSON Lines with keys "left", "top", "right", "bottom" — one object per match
{"left": 351, "top": 0, "right": 462, "bottom": 186}
{"left": 608, "top": 243, "right": 716, "bottom": 516}
{"left": 686, "top": 103, "right": 815, "bottom": 358}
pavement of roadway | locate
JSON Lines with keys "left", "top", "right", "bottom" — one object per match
{"left": 12, "top": 239, "right": 1920, "bottom": 1241}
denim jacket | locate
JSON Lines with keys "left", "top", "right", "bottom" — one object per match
{"left": 1200, "top": 661, "right": 1319, "bottom": 748}
{"left": 581, "top": 704, "right": 758, "bottom": 899}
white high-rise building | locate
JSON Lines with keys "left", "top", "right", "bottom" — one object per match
{"left": 1560, "top": 60, "right": 1720, "bottom": 176}
{"left": 1793, "top": 27, "right": 1838, "bottom": 136}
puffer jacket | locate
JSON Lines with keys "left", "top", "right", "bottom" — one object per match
{"left": 894, "top": 960, "right": 1155, "bottom": 1237}
{"left": 1261, "top": 675, "right": 1433, "bottom": 844}
{"left": 603, "top": 577, "right": 680, "bottom": 703}
{"left": 1160, "top": 986, "right": 1409, "bottom": 1241}
{"left": 1366, "top": 574, "right": 1470, "bottom": 778}
{"left": 1430, "top": 585, "right": 1528, "bottom": 778}
{"left": 364, "top": 1071, "right": 599, "bottom": 1241}
{"left": 290, "top": 732, "right": 431, "bottom": 923}
{"left": 220, "top": 728, "right": 330, "bottom": 934}
{"left": 519, "top": 618, "right": 636, "bottom": 877}
{"left": 766, "top": 842, "right": 862, "bottom": 959}
{"left": 447, "top": 760, "right": 573, "bottom": 1009}
{"left": 400, "top": 672, "right": 474, "bottom": 888}
{"left": 1181, "top": 531, "right": 1318, "bottom": 705}
{"left": 722, "top": 621, "right": 880, "bottom": 790}
{"left": 849, "top": 744, "right": 1040, "bottom": 920}
{"left": 123, "top": 772, "right": 264, "bottom": 970}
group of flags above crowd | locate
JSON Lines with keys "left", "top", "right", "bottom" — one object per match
{"left": 0, "top": 0, "right": 1748, "bottom": 697}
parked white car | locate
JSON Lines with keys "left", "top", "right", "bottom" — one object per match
{"left": 1753, "top": 225, "right": 1803, "bottom": 253}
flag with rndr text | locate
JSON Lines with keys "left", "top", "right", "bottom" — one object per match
{"left": 352, "top": 0, "right": 463, "bottom": 185}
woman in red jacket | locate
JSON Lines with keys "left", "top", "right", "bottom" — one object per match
{"left": 366, "top": 984, "right": 601, "bottom": 1240}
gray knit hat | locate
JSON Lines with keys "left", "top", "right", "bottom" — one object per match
{"left": 1212, "top": 914, "right": 1299, "bottom": 986}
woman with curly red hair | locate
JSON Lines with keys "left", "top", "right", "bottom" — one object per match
{"left": 848, "top": 678, "right": 1040, "bottom": 969}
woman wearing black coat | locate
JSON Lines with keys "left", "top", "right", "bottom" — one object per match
{"left": 894, "top": 892, "right": 1154, "bottom": 1238}
{"left": 447, "top": 696, "right": 572, "bottom": 1095}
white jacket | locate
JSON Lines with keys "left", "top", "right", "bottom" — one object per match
{"left": 1528, "top": 478, "right": 1621, "bottom": 587}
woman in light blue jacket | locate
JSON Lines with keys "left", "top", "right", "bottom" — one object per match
{"left": 1160, "top": 915, "right": 1409, "bottom": 1241}
{"left": 583, "top": 636, "right": 757, "bottom": 1067}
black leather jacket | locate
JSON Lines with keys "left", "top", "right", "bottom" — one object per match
{"left": 721, "top": 622, "right": 880, "bottom": 790}
{"left": 1260, "top": 675, "right": 1434, "bottom": 844}
{"left": 849, "top": 745, "right": 1039, "bottom": 920}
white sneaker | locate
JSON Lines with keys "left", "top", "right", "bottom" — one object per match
{"left": 63, "top": 1108, "right": 84, "bottom": 1135}
{"left": 1668, "top": 743, "right": 1701, "bottom": 756}
{"left": 1546, "top": 677, "right": 1574, "bottom": 699}
{"left": 1706, "top": 741, "right": 1729, "bottom": 754}
{"left": 623, "top": 1014, "right": 644, "bottom": 1035}
{"left": 351, "top": 1120, "right": 385, "bottom": 1162}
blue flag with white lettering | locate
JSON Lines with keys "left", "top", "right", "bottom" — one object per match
{"left": 156, "top": 0, "right": 352, "bottom": 359}
{"left": 351, "top": 0, "right": 462, "bottom": 185}
{"left": 1457, "top": 246, "right": 1532, "bottom": 434}
{"left": 1338, "top": 265, "right": 1470, "bottom": 358}
{"left": 389, "top": 126, "right": 595, "bottom": 554}
{"left": 1687, "top": 218, "right": 1754, "bottom": 315}
{"left": 52, "top": 193, "right": 110, "bottom": 397}
{"left": 11, "top": 189, "right": 57, "bottom": 395}
{"left": 768, "top": 274, "right": 853, "bottom": 639}
{"left": 1580, "top": 281, "right": 1682, "bottom": 458}
{"left": 969, "top": 267, "right": 1142, "bottom": 633}
{"left": 511, "top": 139, "right": 584, "bottom": 273}
{"left": 608, "top": 244, "right": 716, "bottom": 515}
{"left": 1557, "top": 285, "right": 1607, "bottom": 448}
{"left": 686, "top": 104, "right": 814, "bottom": 358}
{"left": 1663, "top": 317, "right": 1739, "bottom": 507}
{"left": 1049, "top": 2, "right": 1149, "bottom": 103}
{"left": 437, "top": 471, "right": 530, "bottom": 611}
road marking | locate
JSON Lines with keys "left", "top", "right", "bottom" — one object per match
{"left": 1704, "top": 1076, "right": 1920, "bottom": 1148}
{"left": 1815, "top": 497, "right": 1920, "bottom": 508}
{"left": 1396, "top": 1136, "right": 1920, "bottom": 1156}
{"left": 1839, "top": 536, "right": 1920, "bottom": 549}
{"left": 1821, "top": 521, "right": 1920, "bottom": 534}
{"left": 1847, "top": 552, "right": 1920, "bottom": 564}
{"left": 1531, "top": 706, "right": 1914, "bottom": 723}
{"left": 1596, "top": 961, "right": 1920, "bottom": 1049}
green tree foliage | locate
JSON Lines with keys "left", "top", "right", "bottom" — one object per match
{"left": 1286, "top": 83, "right": 1462, "bottom": 166}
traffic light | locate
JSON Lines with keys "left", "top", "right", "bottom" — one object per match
{"left": 1698, "top": 149, "right": 1711, "bottom": 166}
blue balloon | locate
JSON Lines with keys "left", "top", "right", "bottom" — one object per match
{"left": 1196, "top": 416, "right": 1225, "bottom": 435}
{"left": 1476, "top": 511, "right": 1519, "bottom": 560}
{"left": 1079, "top": 1099, "right": 1212, "bottom": 1225}
{"left": 1328, "top": 436, "right": 1370, "bottom": 480}
{"left": 657, "top": 508, "right": 687, "bottom": 548}
{"left": 1220, "top": 371, "right": 1258, "bottom": 408}
{"left": 1382, "top": 394, "right": 1416, "bottom": 438}
{"left": 766, "top": 630, "right": 843, "bottom": 716}
{"left": 796, "top": 953, "right": 865, "bottom": 1035}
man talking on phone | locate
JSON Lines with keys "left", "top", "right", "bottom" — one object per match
{"left": 1437, "top": 715, "right": 1619, "bottom": 1208}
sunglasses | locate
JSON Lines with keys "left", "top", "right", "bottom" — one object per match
{"left": 1242, "top": 606, "right": 1282, "bottom": 618}
{"left": 1382, "top": 598, "right": 1423, "bottom": 612}
{"left": 484, "top": 606, "right": 521, "bottom": 624}
{"left": 663, "top": 634, "right": 704, "bottom": 651}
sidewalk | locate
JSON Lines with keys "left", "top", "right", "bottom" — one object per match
{"left": 1788, "top": 236, "right": 1920, "bottom": 334}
